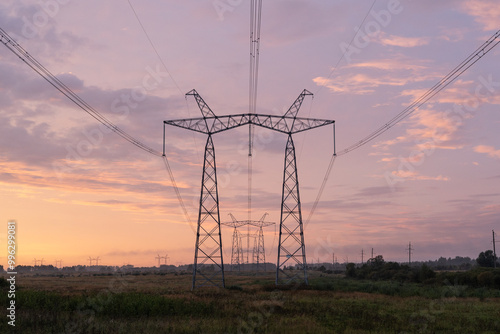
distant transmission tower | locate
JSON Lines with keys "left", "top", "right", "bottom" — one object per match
{"left": 155, "top": 254, "right": 169, "bottom": 267}
{"left": 88, "top": 256, "right": 100, "bottom": 266}
{"left": 221, "top": 215, "right": 246, "bottom": 271}
{"left": 222, "top": 213, "right": 274, "bottom": 272}
{"left": 253, "top": 217, "right": 270, "bottom": 272}
{"left": 407, "top": 242, "right": 413, "bottom": 265}
{"left": 155, "top": 254, "right": 161, "bottom": 267}
{"left": 232, "top": 229, "right": 244, "bottom": 271}
{"left": 55, "top": 259, "right": 62, "bottom": 269}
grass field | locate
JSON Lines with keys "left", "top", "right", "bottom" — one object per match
{"left": 1, "top": 271, "right": 500, "bottom": 333}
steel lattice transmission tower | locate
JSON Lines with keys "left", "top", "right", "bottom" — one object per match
{"left": 221, "top": 214, "right": 247, "bottom": 271}
{"left": 252, "top": 214, "right": 273, "bottom": 272}
{"left": 222, "top": 213, "right": 275, "bottom": 272}
{"left": 232, "top": 229, "right": 244, "bottom": 270}
{"left": 164, "top": 89, "right": 334, "bottom": 288}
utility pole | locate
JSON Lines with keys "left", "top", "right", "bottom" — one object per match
{"left": 371, "top": 248, "right": 374, "bottom": 260}
{"left": 493, "top": 230, "right": 497, "bottom": 268}
{"left": 332, "top": 252, "right": 334, "bottom": 270}
{"left": 88, "top": 257, "right": 93, "bottom": 266}
{"left": 361, "top": 249, "right": 364, "bottom": 264}
{"left": 407, "top": 242, "right": 413, "bottom": 265}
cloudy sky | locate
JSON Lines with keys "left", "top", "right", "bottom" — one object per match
{"left": 1, "top": 0, "right": 499, "bottom": 267}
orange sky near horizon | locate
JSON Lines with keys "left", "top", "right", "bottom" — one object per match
{"left": 1, "top": 0, "right": 500, "bottom": 269}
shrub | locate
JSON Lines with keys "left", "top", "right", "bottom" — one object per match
{"left": 477, "top": 271, "right": 495, "bottom": 287}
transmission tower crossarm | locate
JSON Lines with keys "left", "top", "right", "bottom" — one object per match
{"left": 283, "top": 89, "right": 313, "bottom": 118}
{"left": 186, "top": 89, "right": 216, "bottom": 118}
{"left": 165, "top": 114, "right": 334, "bottom": 135}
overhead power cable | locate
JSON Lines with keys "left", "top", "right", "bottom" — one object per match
{"left": 0, "top": 26, "right": 195, "bottom": 228}
{"left": 315, "top": 0, "right": 377, "bottom": 96}
{"left": 305, "top": 28, "right": 500, "bottom": 227}
{"left": 337, "top": 29, "right": 500, "bottom": 156}
{"left": 162, "top": 155, "right": 194, "bottom": 231}
{"left": 247, "top": 0, "right": 263, "bottom": 262}
{"left": 126, "top": 0, "right": 184, "bottom": 98}
{"left": 126, "top": 0, "right": 195, "bottom": 227}
{"left": 0, "top": 27, "right": 162, "bottom": 157}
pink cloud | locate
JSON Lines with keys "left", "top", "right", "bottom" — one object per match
{"left": 474, "top": 145, "right": 500, "bottom": 158}
{"left": 462, "top": 0, "right": 500, "bottom": 31}
{"left": 377, "top": 34, "right": 430, "bottom": 48}
{"left": 347, "top": 58, "right": 429, "bottom": 71}
{"left": 387, "top": 170, "right": 450, "bottom": 182}
{"left": 314, "top": 57, "right": 439, "bottom": 95}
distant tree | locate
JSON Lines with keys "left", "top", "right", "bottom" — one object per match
{"left": 345, "top": 263, "right": 356, "bottom": 278}
{"left": 418, "top": 264, "right": 436, "bottom": 282}
{"left": 367, "top": 255, "right": 385, "bottom": 267}
{"left": 318, "top": 265, "right": 326, "bottom": 272}
{"left": 476, "top": 250, "right": 497, "bottom": 267}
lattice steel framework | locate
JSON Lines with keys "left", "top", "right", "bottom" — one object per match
{"left": 191, "top": 134, "right": 225, "bottom": 288}
{"left": 276, "top": 134, "right": 307, "bottom": 284}
{"left": 221, "top": 215, "right": 247, "bottom": 271}
{"left": 164, "top": 89, "right": 334, "bottom": 288}
{"left": 254, "top": 225, "right": 266, "bottom": 271}
{"left": 231, "top": 228, "right": 244, "bottom": 270}
{"left": 222, "top": 213, "right": 274, "bottom": 272}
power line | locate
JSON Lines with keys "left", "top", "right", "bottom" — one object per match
{"left": 126, "top": 0, "right": 184, "bottom": 97}
{"left": 337, "top": 29, "right": 500, "bottom": 156}
{"left": 305, "top": 29, "right": 500, "bottom": 227}
{"left": 248, "top": 0, "right": 263, "bottom": 257}
{"left": 162, "top": 155, "right": 194, "bottom": 231}
{"left": 0, "top": 27, "right": 195, "bottom": 231}
{"left": 315, "top": 0, "right": 377, "bottom": 96}
{"left": 0, "top": 27, "right": 162, "bottom": 157}
{"left": 305, "top": 154, "right": 336, "bottom": 227}
{"left": 125, "top": 1, "right": 199, "bottom": 229}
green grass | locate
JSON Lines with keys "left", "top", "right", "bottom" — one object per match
{"left": 1, "top": 272, "right": 499, "bottom": 333}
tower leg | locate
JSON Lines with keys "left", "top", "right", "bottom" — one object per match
{"left": 276, "top": 134, "right": 308, "bottom": 285}
{"left": 192, "top": 135, "right": 225, "bottom": 289}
